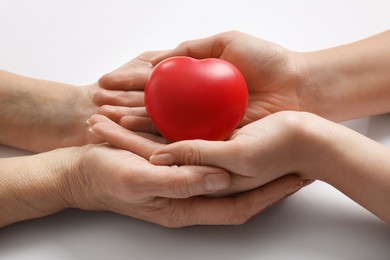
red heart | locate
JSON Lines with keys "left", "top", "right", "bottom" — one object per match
{"left": 145, "top": 57, "right": 248, "bottom": 142}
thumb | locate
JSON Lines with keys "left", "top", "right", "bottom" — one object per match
{"left": 150, "top": 34, "right": 226, "bottom": 66}
{"left": 149, "top": 139, "right": 230, "bottom": 168}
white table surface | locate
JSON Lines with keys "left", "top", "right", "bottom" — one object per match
{"left": 0, "top": 1, "right": 389, "bottom": 259}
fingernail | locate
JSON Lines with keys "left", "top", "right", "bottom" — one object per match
{"left": 150, "top": 56, "right": 158, "bottom": 65}
{"left": 287, "top": 179, "right": 304, "bottom": 193}
{"left": 302, "top": 178, "right": 314, "bottom": 187}
{"left": 150, "top": 55, "right": 164, "bottom": 66}
{"left": 150, "top": 153, "right": 174, "bottom": 165}
{"left": 86, "top": 119, "right": 91, "bottom": 126}
{"left": 88, "top": 127, "right": 95, "bottom": 134}
{"left": 204, "top": 174, "right": 230, "bottom": 192}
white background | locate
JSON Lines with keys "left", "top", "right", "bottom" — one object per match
{"left": 0, "top": 0, "right": 389, "bottom": 259}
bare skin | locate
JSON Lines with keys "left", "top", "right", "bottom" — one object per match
{"left": 93, "top": 30, "right": 390, "bottom": 223}
{"left": 0, "top": 52, "right": 302, "bottom": 227}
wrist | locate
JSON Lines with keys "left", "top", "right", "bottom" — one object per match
{"left": 295, "top": 50, "right": 356, "bottom": 121}
{"left": 23, "top": 147, "right": 89, "bottom": 212}
{"left": 288, "top": 112, "right": 337, "bottom": 181}
{"left": 296, "top": 31, "right": 390, "bottom": 121}
{"left": 61, "top": 144, "right": 108, "bottom": 211}
{"left": 294, "top": 111, "right": 390, "bottom": 222}
{"left": 257, "top": 111, "right": 329, "bottom": 181}
{"left": 59, "top": 145, "right": 99, "bottom": 211}
{"left": 60, "top": 84, "right": 99, "bottom": 147}
{"left": 293, "top": 112, "right": 359, "bottom": 183}
{"left": 0, "top": 70, "right": 98, "bottom": 151}
{"left": 292, "top": 51, "right": 339, "bottom": 121}
{"left": 0, "top": 147, "right": 82, "bottom": 226}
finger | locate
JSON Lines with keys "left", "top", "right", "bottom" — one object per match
{"left": 119, "top": 116, "right": 159, "bottom": 135}
{"left": 138, "top": 165, "right": 231, "bottom": 199}
{"left": 157, "top": 174, "right": 303, "bottom": 227}
{"left": 134, "top": 132, "right": 167, "bottom": 144}
{"left": 88, "top": 114, "right": 164, "bottom": 144}
{"left": 87, "top": 114, "right": 113, "bottom": 125}
{"left": 150, "top": 33, "right": 229, "bottom": 66}
{"left": 98, "top": 51, "right": 163, "bottom": 91}
{"left": 92, "top": 89, "right": 144, "bottom": 107}
{"left": 302, "top": 179, "right": 315, "bottom": 187}
{"left": 90, "top": 121, "right": 163, "bottom": 159}
{"left": 98, "top": 68, "right": 150, "bottom": 91}
{"left": 132, "top": 51, "right": 166, "bottom": 63}
{"left": 149, "top": 139, "right": 232, "bottom": 168}
{"left": 97, "top": 106, "right": 148, "bottom": 123}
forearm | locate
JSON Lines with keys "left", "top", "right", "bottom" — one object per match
{"left": 0, "top": 70, "right": 95, "bottom": 152}
{"left": 300, "top": 30, "right": 390, "bottom": 121}
{"left": 0, "top": 148, "right": 80, "bottom": 227}
{"left": 302, "top": 116, "right": 390, "bottom": 223}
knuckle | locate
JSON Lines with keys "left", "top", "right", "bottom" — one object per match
{"left": 182, "top": 143, "right": 202, "bottom": 165}
{"left": 99, "top": 104, "right": 110, "bottom": 110}
{"left": 164, "top": 170, "right": 193, "bottom": 199}
{"left": 118, "top": 172, "right": 138, "bottom": 192}
{"left": 171, "top": 174, "right": 192, "bottom": 199}
{"left": 259, "top": 186, "right": 277, "bottom": 209}
{"left": 119, "top": 116, "right": 137, "bottom": 128}
{"left": 97, "top": 73, "right": 113, "bottom": 87}
{"left": 176, "top": 40, "right": 197, "bottom": 57}
{"left": 99, "top": 104, "right": 113, "bottom": 114}
{"left": 229, "top": 211, "right": 252, "bottom": 225}
{"left": 156, "top": 203, "right": 191, "bottom": 228}
{"left": 177, "top": 40, "right": 191, "bottom": 50}
{"left": 123, "top": 72, "right": 136, "bottom": 86}
{"left": 227, "top": 198, "right": 257, "bottom": 225}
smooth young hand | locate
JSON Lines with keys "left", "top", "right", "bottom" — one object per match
{"left": 95, "top": 30, "right": 390, "bottom": 135}
{"left": 95, "top": 32, "right": 307, "bottom": 129}
{"left": 89, "top": 112, "right": 390, "bottom": 223}
{"left": 87, "top": 113, "right": 305, "bottom": 201}
{"left": 149, "top": 31, "right": 309, "bottom": 126}
{"left": 151, "top": 30, "right": 390, "bottom": 122}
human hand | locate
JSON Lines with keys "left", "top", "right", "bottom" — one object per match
{"left": 55, "top": 83, "right": 101, "bottom": 147}
{"left": 87, "top": 113, "right": 305, "bottom": 197}
{"left": 149, "top": 112, "right": 313, "bottom": 195}
{"left": 0, "top": 70, "right": 103, "bottom": 152}
{"left": 149, "top": 31, "right": 313, "bottom": 126}
{"left": 153, "top": 30, "right": 390, "bottom": 123}
{"left": 93, "top": 32, "right": 305, "bottom": 130}
{"left": 121, "top": 109, "right": 390, "bottom": 224}
{"left": 1, "top": 144, "right": 298, "bottom": 227}
{"left": 92, "top": 31, "right": 308, "bottom": 137}
{"left": 93, "top": 51, "right": 162, "bottom": 136}
{"left": 22, "top": 50, "right": 162, "bottom": 150}
{"left": 64, "top": 142, "right": 302, "bottom": 227}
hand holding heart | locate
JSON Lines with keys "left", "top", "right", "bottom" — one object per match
{"left": 96, "top": 31, "right": 311, "bottom": 134}
{"left": 92, "top": 49, "right": 306, "bottom": 196}
{"left": 93, "top": 51, "right": 160, "bottom": 136}
{"left": 91, "top": 30, "right": 390, "bottom": 224}
{"left": 88, "top": 111, "right": 308, "bottom": 197}
{"left": 91, "top": 33, "right": 310, "bottom": 211}
{"left": 149, "top": 31, "right": 310, "bottom": 125}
